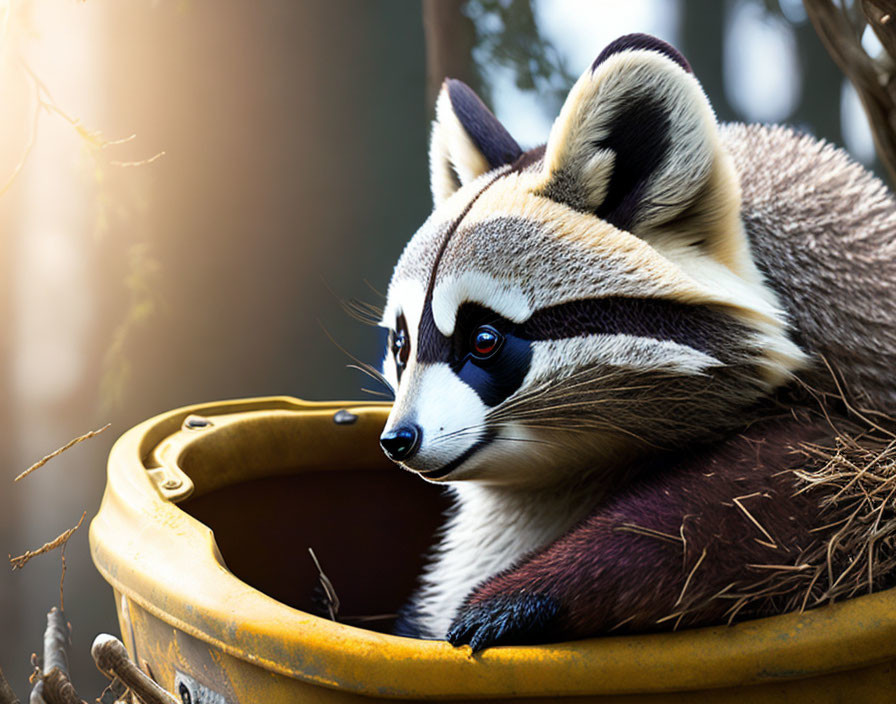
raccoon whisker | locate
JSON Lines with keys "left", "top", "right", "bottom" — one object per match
{"left": 490, "top": 396, "right": 659, "bottom": 420}
{"left": 429, "top": 428, "right": 488, "bottom": 445}
{"left": 492, "top": 370, "right": 626, "bottom": 410}
{"left": 360, "top": 386, "right": 394, "bottom": 399}
{"left": 494, "top": 377, "right": 659, "bottom": 414}
{"left": 505, "top": 416, "right": 662, "bottom": 448}
{"left": 494, "top": 377, "right": 730, "bottom": 419}
{"left": 428, "top": 424, "right": 563, "bottom": 450}
{"left": 493, "top": 395, "right": 714, "bottom": 421}
{"left": 493, "top": 387, "right": 616, "bottom": 417}
{"left": 487, "top": 416, "right": 616, "bottom": 435}
{"left": 341, "top": 298, "right": 385, "bottom": 327}
{"left": 346, "top": 363, "right": 395, "bottom": 396}
{"left": 517, "top": 371, "right": 635, "bottom": 396}
{"left": 362, "top": 278, "right": 386, "bottom": 300}
{"left": 489, "top": 435, "right": 561, "bottom": 448}
{"left": 318, "top": 321, "right": 394, "bottom": 393}
{"left": 320, "top": 275, "right": 383, "bottom": 327}
{"left": 496, "top": 388, "right": 625, "bottom": 414}
{"left": 486, "top": 422, "right": 596, "bottom": 436}
{"left": 549, "top": 376, "right": 652, "bottom": 396}
{"left": 428, "top": 425, "right": 495, "bottom": 443}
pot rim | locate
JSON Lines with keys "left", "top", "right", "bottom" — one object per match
{"left": 89, "top": 397, "right": 896, "bottom": 699}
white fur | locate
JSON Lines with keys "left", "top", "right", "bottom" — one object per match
{"left": 381, "top": 278, "right": 426, "bottom": 340}
{"left": 385, "top": 44, "right": 817, "bottom": 642}
{"left": 431, "top": 271, "right": 532, "bottom": 335}
{"left": 430, "top": 85, "right": 492, "bottom": 206}
{"left": 412, "top": 481, "right": 608, "bottom": 638}
{"left": 542, "top": 51, "right": 716, "bottom": 231}
{"left": 445, "top": 178, "right": 807, "bottom": 388}
{"left": 380, "top": 278, "right": 426, "bottom": 391}
{"left": 528, "top": 334, "right": 722, "bottom": 384}
{"left": 384, "top": 362, "right": 488, "bottom": 473}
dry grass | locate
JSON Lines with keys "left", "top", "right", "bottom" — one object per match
{"left": 674, "top": 391, "right": 896, "bottom": 626}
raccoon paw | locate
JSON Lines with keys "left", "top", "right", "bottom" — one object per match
{"left": 446, "top": 591, "right": 560, "bottom": 652}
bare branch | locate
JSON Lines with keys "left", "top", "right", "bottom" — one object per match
{"left": 422, "top": 0, "right": 478, "bottom": 109}
{"left": 15, "top": 425, "right": 110, "bottom": 483}
{"left": 805, "top": 0, "right": 896, "bottom": 184}
{"left": 10, "top": 513, "right": 86, "bottom": 571}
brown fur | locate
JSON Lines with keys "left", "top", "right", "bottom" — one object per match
{"left": 460, "top": 408, "right": 896, "bottom": 641}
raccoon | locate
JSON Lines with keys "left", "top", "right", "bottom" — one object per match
{"left": 376, "top": 34, "right": 896, "bottom": 650}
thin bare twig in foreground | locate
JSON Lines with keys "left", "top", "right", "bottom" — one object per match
{"left": 109, "top": 151, "right": 166, "bottom": 168}
{"left": 308, "top": 548, "right": 340, "bottom": 621}
{"left": 59, "top": 543, "right": 67, "bottom": 613}
{"left": 14, "top": 425, "right": 110, "bottom": 483}
{"left": 9, "top": 513, "right": 86, "bottom": 571}
{"left": 96, "top": 677, "right": 127, "bottom": 704}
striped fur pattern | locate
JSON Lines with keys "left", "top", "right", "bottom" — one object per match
{"left": 376, "top": 34, "right": 896, "bottom": 644}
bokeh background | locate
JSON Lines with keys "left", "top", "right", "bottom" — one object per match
{"left": 0, "top": 0, "right": 883, "bottom": 694}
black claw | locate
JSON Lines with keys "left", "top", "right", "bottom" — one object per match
{"left": 447, "top": 591, "right": 560, "bottom": 652}
{"left": 446, "top": 621, "right": 473, "bottom": 646}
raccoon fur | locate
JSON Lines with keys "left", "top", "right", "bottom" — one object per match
{"left": 375, "top": 34, "right": 896, "bottom": 650}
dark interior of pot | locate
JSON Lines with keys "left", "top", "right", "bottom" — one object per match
{"left": 181, "top": 467, "right": 450, "bottom": 633}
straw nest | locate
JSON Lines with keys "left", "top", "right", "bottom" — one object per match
{"left": 680, "top": 385, "right": 896, "bottom": 626}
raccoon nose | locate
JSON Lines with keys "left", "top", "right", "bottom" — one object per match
{"left": 380, "top": 424, "right": 421, "bottom": 462}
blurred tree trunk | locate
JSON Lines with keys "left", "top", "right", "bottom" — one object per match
{"left": 0, "top": 193, "right": 20, "bottom": 675}
{"left": 681, "top": 0, "right": 737, "bottom": 123}
{"left": 422, "top": 0, "right": 479, "bottom": 112}
{"left": 791, "top": 12, "right": 843, "bottom": 146}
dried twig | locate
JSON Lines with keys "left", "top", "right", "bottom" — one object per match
{"left": 109, "top": 152, "right": 166, "bottom": 168}
{"left": 614, "top": 522, "right": 684, "bottom": 545}
{"left": 308, "top": 548, "right": 340, "bottom": 620}
{"left": 675, "top": 548, "right": 707, "bottom": 607}
{"left": 30, "top": 653, "right": 45, "bottom": 701}
{"left": 731, "top": 493, "right": 778, "bottom": 548}
{"left": 59, "top": 544, "right": 67, "bottom": 613}
{"left": 92, "top": 636, "right": 178, "bottom": 704}
{"left": 10, "top": 513, "right": 86, "bottom": 571}
{"left": 96, "top": 677, "right": 127, "bottom": 704}
{"left": 15, "top": 425, "right": 110, "bottom": 483}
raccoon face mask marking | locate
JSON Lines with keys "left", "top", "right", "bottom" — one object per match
{"left": 380, "top": 35, "right": 808, "bottom": 483}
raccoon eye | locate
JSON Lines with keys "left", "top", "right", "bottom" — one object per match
{"left": 392, "top": 331, "right": 409, "bottom": 365}
{"left": 471, "top": 325, "right": 503, "bottom": 360}
{"left": 392, "top": 313, "right": 410, "bottom": 377}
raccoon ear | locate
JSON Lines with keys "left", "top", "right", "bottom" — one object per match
{"left": 429, "top": 79, "right": 523, "bottom": 207}
{"left": 537, "top": 34, "right": 721, "bottom": 237}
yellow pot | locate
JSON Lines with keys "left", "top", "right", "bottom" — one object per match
{"left": 89, "top": 397, "right": 896, "bottom": 703}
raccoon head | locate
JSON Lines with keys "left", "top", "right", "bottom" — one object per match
{"left": 378, "top": 34, "right": 806, "bottom": 486}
